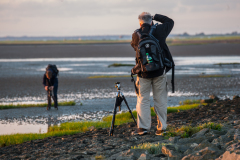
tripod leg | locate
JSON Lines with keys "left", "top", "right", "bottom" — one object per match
{"left": 122, "top": 95, "right": 137, "bottom": 125}
{"left": 109, "top": 96, "right": 118, "bottom": 136}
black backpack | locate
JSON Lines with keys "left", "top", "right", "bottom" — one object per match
{"left": 132, "top": 23, "right": 172, "bottom": 74}
{"left": 46, "top": 64, "right": 59, "bottom": 76}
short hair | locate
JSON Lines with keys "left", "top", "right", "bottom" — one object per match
{"left": 46, "top": 70, "right": 52, "bottom": 79}
{"left": 138, "top": 12, "right": 152, "bottom": 24}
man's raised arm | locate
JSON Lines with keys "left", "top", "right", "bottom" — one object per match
{"left": 153, "top": 14, "right": 174, "bottom": 36}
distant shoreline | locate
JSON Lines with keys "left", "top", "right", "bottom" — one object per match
{"left": 0, "top": 36, "right": 239, "bottom": 46}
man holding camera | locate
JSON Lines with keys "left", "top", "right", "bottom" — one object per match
{"left": 131, "top": 12, "right": 174, "bottom": 135}
{"left": 43, "top": 67, "right": 58, "bottom": 110}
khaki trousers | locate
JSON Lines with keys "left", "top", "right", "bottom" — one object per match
{"left": 136, "top": 74, "right": 168, "bottom": 130}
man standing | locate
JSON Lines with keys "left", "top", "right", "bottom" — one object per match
{"left": 43, "top": 65, "right": 59, "bottom": 110}
{"left": 131, "top": 12, "right": 174, "bottom": 135}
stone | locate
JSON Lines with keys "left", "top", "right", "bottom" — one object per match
{"left": 220, "top": 151, "right": 240, "bottom": 160}
{"left": 169, "top": 137, "right": 180, "bottom": 143}
{"left": 234, "top": 120, "right": 240, "bottom": 125}
{"left": 226, "top": 142, "right": 240, "bottom": 152}
{"left": 138, "top": 153, "right": 149, "bottom": 160}
{"left": 233, "top": 95, "right": 240, "bottom": 100}
{"left": 108, "top": 149, "right": 147, "bottom": 160}
{"left": 182, "top": 147, "right": 222, "bottom": 160}
{"left": 184, "top": 140, "right": 220, "bottom": 155}
{"left": 175, "top": 143, "right": 193, "bottom": 153}
{"left": 178, "top": 136, "right": 205, "bottom": 144}
{"left": 209, "top": 95, "right": 220, "bottom": 100}
{"left": 225, "top": 129, "right": 236, "bottom": 139}
{"left": 88, "top": 126, "right": 95, "bottom": 131}
{"left": 190, "top": 143, "right": 198, "bottom": 148}
{"left": 201, "top": 99, "right": 214, "bottom": 103}
{"left": 191, "top": 128, "right": 209, "bottom": 138}
{"left": 162, "top": 145, "right": 182, "bottom": 159}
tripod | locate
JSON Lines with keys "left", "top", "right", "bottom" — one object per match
{"left": 109, "top": 82, "right": 137, "bottom": 136}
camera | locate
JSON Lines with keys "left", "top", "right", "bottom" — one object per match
{"left": 48, "top": 86, "right": 52, "bottom": 96}
{"left": 115, "top": 82, "right": 121, "bottom": 90}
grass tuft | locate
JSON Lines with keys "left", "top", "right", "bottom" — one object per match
{"left": 0, "top": 101, "right": 76, "bottom": 110}
{"left": 167, "top": 104, "right": 203, "bottom": 114}
{"left": 214, "top": 62, "right": 240, "bottom": 65}
{"left": 131, "top": 142, "right": 170, "bottom": 154}
{"left": 164, "top": 122, "right": 222, "bottom": 139}
{"left": 179, "top": 99, "right": 201, "bottom": 105}
{"left": 108, "top": 63, "right": 135, "bottom": 67}
{"left": 0, "top": 130, "right": 80, "bottom": 147}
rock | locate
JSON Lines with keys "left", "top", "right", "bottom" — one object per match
{"left": 138, "top": 153, "right": 148, "bottom": 160}
{"left": 212, "top": 135, "right": 232, "bottom": 149}
{"left": 178, "top": 136, "right": 205, "bottom": 144}
{"left": 175, "top": 143, "right": 193, "bottom": 153}
{"left": 191, "top": 128, "right": 209, "bottom": 138}
{"left": 200, "top": 99, "right": 214, "bottom": 103}
{"left": 160, "top": 157, "right": 181, "bottom": 160}
{"left": 234, "top": 133, "right": 240, "bottom": 141}
{"left": 108, "top": 149, "right": 147, "bottom": 160}
{"left": 209, "top": 95, "right": 220, "bottom": 100}
{"left": 162, "top": 145, "right": 182, "bottom": 159}
{"left": 71, "top": 155, "right": 84, "bottom": 159}
{"left": 226, "top": 142, "right": 240, "bottom": 152}
{"left": 233, "top": 95, "right": 240, "bottom": 100}
{"left": 225, "top": 129, "right": 236, "bottom": 139}
{"left": 169, "top": 137, "right": 180, "bottom": 143}
{"left": 88, "top": 126, "right": 95, "bottom": 131}
{"left": 219, "top": 142, "right": 240, "bottom": 160}
{"left": 190, "top": 143, "right": 198, "bottom": 148}
{"left": 182, "top": 147, "right": 222, "bottom": 160}
{"left": 184, "top": 140, "right": 220, "bottom": 156}
{"left": 82, "top": 151, "right": 96, "bottom": 155}
{"left": 205, "top": 130, "right": 227, "bottom": 142}
{"left": 234, "top": 120, "right": 240, "bottom": 125}
{"left": 219, "top": 151, "right": 240, "bottom": 160}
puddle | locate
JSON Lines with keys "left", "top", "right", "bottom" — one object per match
{"left": 0, "top": 123, "right": 48, "bottom": 135}
{"left": 0, "top": 110, "right": 112, "bottom": 135}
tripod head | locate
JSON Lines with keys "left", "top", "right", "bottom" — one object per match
{"left": 115, "top": 82, "right": 121, "bottom": 90}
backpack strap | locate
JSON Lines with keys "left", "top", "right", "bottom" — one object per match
{"left": 149, "top": 23, "right": 158, "bottom": 36}
{"left": 171, "top": 65, "right": 175, "bottom": 93}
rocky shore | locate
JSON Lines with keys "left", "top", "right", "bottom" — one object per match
{"left": 0, "top": 97, "right": 240, "bottom": 160}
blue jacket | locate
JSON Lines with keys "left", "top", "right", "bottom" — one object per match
{"left": 42, "top": 69, "right": 58, "bottom": 87}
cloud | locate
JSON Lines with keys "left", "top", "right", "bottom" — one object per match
{"left": 0, "top": 0, "right": 239, "bottom": 36}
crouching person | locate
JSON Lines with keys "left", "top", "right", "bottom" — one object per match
{"left": 43, "top": 64, "right": 59, "bottom": 110}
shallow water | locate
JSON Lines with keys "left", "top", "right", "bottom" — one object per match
{"left": 0, "top": 56, "right": 240, "bottom": 78}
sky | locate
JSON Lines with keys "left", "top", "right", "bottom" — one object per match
{"left": 0, "top": 0, "right": 240, "bottom": 36}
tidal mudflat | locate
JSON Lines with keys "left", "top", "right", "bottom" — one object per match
{"left": 0, "top": 43, "right": 240, "bottom": 135}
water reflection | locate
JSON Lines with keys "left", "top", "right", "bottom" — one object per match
{"left": 0, "top": 122, "right": 48, "bottom": 135}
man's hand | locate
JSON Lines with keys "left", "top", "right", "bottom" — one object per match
{"left": 50, "top": 86, "right": 54, "bottom": 91}
{"left": 45, "top": 86, "right": 48, "bottom": 91}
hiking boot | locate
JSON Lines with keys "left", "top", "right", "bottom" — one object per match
{"left": 46, "top": 106, "right": 51, "bottom": 111}
{"left": 131, "top": 128, "right": 148, "bottom": 136}
{"left": 55, "top": 106, "right": 58, "bottom": 110}
{"left": 155, "top": 129, "right": 166, "bottom": 136}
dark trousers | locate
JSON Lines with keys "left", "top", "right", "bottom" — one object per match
{"left": 47, "top": 86, "right": 58, "bottom": 108}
